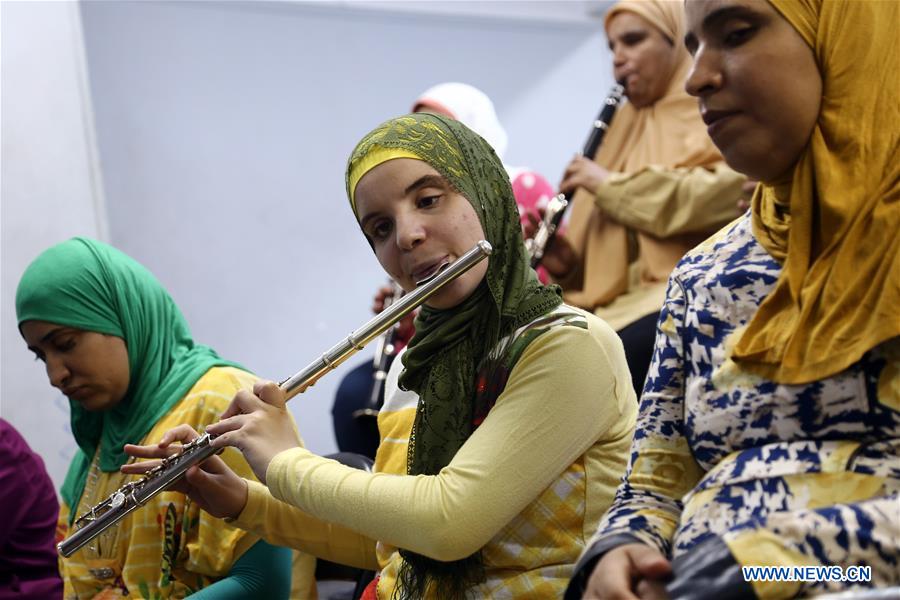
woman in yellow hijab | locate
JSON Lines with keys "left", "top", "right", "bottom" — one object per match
{"left": 537, "top": 0, "right": 745, "bottom": 396}
{"left": 567, "top": 0, "right": 900, "bottom": 598}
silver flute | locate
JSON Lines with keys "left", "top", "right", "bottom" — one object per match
{"left": 352, "top": 279, "right": 405, "bottom": 419}
{"left": 58, "top": 240, "right": 493, "bottom": 558}
{"left": 526, "top": 83, "right": 625, "bottom": 269}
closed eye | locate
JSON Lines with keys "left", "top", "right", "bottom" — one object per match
{"left": 54, "top": 337, "right": 77, "bottom": 353}
{"left": 684, "top": 32, "right": 698, "bottom": 56}
{"left": 621, "top": 31, "right": 647, "bottom": 47}
{"left": 27, "top": 343, "right": 46, "bottom": 362}
{"left": 724, "top": 25, "right": 756, "bottom": 47}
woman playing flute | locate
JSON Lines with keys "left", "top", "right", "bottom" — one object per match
{"left": 127, "top": 112, "right": 638, "bottom": 599}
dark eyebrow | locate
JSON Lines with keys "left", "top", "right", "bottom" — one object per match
{"left": 609, "top": 27, "right": 649, "bottom": 49}
{"left": 685, "top": 5, "right": 761, "bottom": 47}
{"left": 613, "top": 27, "right": 648, "bottom": 40}
{"left": 404, "top": 174, "right": 448, "bottom": 196}
{"left": 42, "top": 327, "right": 67, "bottom": 344}
{"left": 704, "top": 5, "right": 760, "bottom": 30}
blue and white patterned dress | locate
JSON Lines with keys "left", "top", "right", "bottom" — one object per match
{"left": 569, "top": 214, "right": 899, "bottom": 599}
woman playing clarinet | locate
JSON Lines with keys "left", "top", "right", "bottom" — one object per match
{"left": 531, "top": 0, "right": 746, "bottom": 398}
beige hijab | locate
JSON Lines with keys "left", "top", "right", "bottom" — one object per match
{"left": 561, "top": 0, "right": 723, "bottom": 311}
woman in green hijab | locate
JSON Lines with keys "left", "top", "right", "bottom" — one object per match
{"left": 16, "top": 237, "right": 291, "bottom": 599}
{"left": 127, "top": 113, "right": 637, "bottom": 599}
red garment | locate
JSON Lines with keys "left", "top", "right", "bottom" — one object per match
{"left": 359, "top": 575, "right": 380, "bottom": 600}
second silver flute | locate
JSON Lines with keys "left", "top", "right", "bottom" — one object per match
{"left": 58, "top": 240, "right": 493, "bottom": 558}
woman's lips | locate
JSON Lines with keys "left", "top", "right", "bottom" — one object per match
{"left": 702, "top": 109, "right": 739, "bottom": 138}
{"left": 616, "top": 73, "right": 637, "bottom": 95}
{"left": 65, "top": 386, "right": 90, "bottom": 401}
{"left": 412, "top": 257, "right": 450, "bottom": 285}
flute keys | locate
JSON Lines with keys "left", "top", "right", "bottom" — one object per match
{"left": 89, "top": 567, "right": 116, "bottom": 579}
{"left": 110, "top": 492, "right": 126, "bottom": 510}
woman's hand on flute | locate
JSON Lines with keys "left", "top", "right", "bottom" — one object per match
{"left": 122, "top": 424, "right": 248, "bottom": 520}
{"left": 206, "top": 381, "right": 301, "bottom": 485}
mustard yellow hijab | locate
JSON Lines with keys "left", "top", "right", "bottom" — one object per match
{"left": 734, "top": 0, "right": 900, "bottom": 384}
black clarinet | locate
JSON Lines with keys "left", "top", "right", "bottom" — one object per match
{"left": 352, "top": 281, "right": 404, "bottom": 419}
{"left": 527, "top": 83, "right": 625, "bottom": 268}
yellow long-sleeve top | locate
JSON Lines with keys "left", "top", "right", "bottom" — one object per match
{"left": 233, "top": 306, "right": 636, "bottom": 598}
{"left": 559, "top": 163, "right": 744, "bottom": 330}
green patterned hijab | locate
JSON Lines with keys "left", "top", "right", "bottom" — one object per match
{"left": 346, "top": 113, "right": 562, "bottom": 599}
{"left": 15, "top": 237, "right": 243, "bottom": 515}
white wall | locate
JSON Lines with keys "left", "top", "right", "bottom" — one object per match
{"left": 1, "top": 1, "right": 107, "bottom": 487}
{"left": 1, "top": 0, "right": 616, "bottom": 486}
{"left": 77, "top": 1, "right": 615, "bottom": 457}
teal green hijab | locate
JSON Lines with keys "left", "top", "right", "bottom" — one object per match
{"left": 15, "top": 237, "right": 243, "bottom": 515}
{"left": 346, "top": 114, "right": 562, "bottom": 599}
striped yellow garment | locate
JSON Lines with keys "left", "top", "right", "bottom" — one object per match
{"left": 57, "top": 367, "right": 260, "bottom": 600}
{"left": 373, "top": 372, "right": 593, "bottom": 598}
